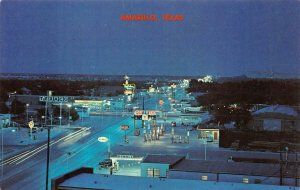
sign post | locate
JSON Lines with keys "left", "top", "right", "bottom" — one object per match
{"left": 39, "top": 94, "right": 73, "bottom": 190}
{"left": 98, "top": 136, "right": 110, "bottom": 157}
{"left": 121, "top": 125, "right": 129, "bottom": 143}
{"left": 28, "top": 120, "right": 34, "bottom": 140}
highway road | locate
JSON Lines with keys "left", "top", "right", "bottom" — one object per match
{"left": 1, "top": 114, "right": 137, "bottom": 190}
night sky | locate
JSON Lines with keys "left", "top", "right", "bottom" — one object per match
{"left": 1, "top": 0, "right": 299, "bottom": 77}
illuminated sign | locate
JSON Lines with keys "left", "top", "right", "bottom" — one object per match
{"left": 142, "top": 114, "right": 148, "bottom": 120}
{"left": 134, "top": 110, "right": 156, "bottom": 120}
{"left": 134, "top": 110, "right": 143, "bottom": 115}
{"left": 159, "top": 100, "right": 164, "bottom": 105}
{"left": 98, "top": 136, "right": 109, "bottom": 142}
{"left": 39, "top": 96, "right": 74, "bottom": 103}
{"left": 28, "top": 121, "right": 34, "bottom": 129}
{"left": 148, "top": 110, "right": 156, "bottom": 116}
{"left": 121, "top": 125, "right": 129, "bottom": 130}
{"left": 124, "top": 90, "right": 133, "bottom": 95}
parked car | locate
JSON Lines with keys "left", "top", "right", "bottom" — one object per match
{"left": 99, "top": 159, "right": 112, "bottom": 168}
{"left": 206, "top": 136, "right": 214, "bottom": 142}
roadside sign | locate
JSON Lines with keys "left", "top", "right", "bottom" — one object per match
{"left": 134, "top": 110, "right": 143, "bottom": 115}
{"left": 121, "top": 125, "right": 129, "bottom": 130}
{"left": 148, "top": 110, "right": 156, "bottom": 116}
{"left": 39, "top": 96, "right": 74, "bottom": 103}
{"left": 142, "top": 114, "right": 148, "bottom": 120}
{"left": 98, "top": 136, "right": 109, "bottom": 142}
{"left": 28, "top": 121, "right": 34, "bottom": 129}
{"left": 124, "top": 90, "right": 133, "bottom": 95}
{"left": 159, "top": 100, "right": 164, "bottom": 105}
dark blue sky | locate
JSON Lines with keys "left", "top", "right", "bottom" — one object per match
{"left": 1, "top": 0, "right": 299, "bottom": 77}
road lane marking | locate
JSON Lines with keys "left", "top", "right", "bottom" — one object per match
{"left": 1, "top": 127, "right": 90, "bottom": 166}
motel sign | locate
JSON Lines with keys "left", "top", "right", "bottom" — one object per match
{"left": 39, "top": 96, "right": 74, "bottom": 103}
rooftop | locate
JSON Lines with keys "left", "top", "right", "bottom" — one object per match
{"left": 172, "top": 159, "right": 298, "bottom": 178}
{"left": 142, "top": 154, "right": 185, "bottom": 167}
{"left": 55, "top": 170, "right": 294, "bottom": 190}
{"left": 253, "top": 105, "right": 298, "bottom": 117}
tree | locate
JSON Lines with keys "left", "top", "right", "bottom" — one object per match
{"left": 52, "top": 105, "right": 67, "bottom": 118}
{"left": 10, "top": 99, "right": 25, "bottom": 115}
{"left": 69, "top": 107, "right": 79, "bottom": 121}
{"left": 0, "top": 103, "right": 9, "bottom": 113}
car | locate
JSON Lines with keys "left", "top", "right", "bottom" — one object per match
{"left": 99, "top": 159, "right": 112, "bottom": 168}
{"left": 206, "top": 137, "right": 214, "bottom": 142}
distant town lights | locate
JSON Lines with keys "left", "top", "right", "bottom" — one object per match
{"left": 198, "top": 75, "right": 213, "bottom": 83}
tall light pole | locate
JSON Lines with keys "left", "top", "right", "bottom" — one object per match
{"left": 203, "top": 139, "right": 207, "bottom": 160}
{"left": 81, "top": 106, "right": 83, "bottom": 126}
{"left": 59, "top": 103, "right": 62, "bottom": 127}
{"left": 26, "top": 104, "right": 29, "bottom": 125}
{"left": 98, "top": 136, "right": 110, "bottom": 157}
{"left": 45, "top": 91, "right": 51, "bottom": 190}
{"left": 67, "top": 104, "right": 72, "bottom": 126}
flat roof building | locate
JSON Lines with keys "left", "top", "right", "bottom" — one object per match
{"left": 52, "top": 167, "right": 296, "bottom": 190}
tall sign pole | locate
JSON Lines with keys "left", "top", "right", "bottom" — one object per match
{"left": 45, "top": 91, "right": 50, "bottom": 190}
{"left": 142, "top": 97, "right": 145, "bottom": 128}
{"left": 39, "top": 93, "right": 73, "bottom": 190}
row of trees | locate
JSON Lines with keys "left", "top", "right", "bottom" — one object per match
{"left": 0, "top": 79, "right": 115, "bottom": 96}
{"left": 0, "top": 79, "right": 129, "bottom": 114}
{"left": 188, "top": 79, "right": 300, "bottom": 128}
{"left": 189, "top": 79, "right": 300, "bottom": 106}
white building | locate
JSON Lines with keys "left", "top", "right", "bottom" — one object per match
{"left": 249, "top": 105, "right": 300, "bottom": 132}
{"left": 140, "top": 155, "right": 185, "bottom": 178}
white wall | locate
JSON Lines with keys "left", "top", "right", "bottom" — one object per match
{"left": 169, "top": 171, "right": 298, "bottom": 186}
{"left": 263, "top": 119, "right": 281, "bottom": 131}
{"left": 141, "top": 163, "right": 169, "bottom": 178}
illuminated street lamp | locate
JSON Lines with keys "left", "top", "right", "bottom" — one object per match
{"left": 59, "top": 103, "right": 62, "bottom": 127}
{"left": 202, "top": 139, "right": 207, "bottom": 160}
{"left": 98, "top": 136, "right": 110, "bottom": 157}
{"left": 26, "top": 104, "right": 29, "bottom": 125}
{"left": 67, "top": 104, "right": 72, "bottom": 126}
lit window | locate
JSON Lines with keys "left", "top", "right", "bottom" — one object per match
{"left": 147, "top": 168, "right": 160, "bottom": 177}
{"left": 201, "top": 176, "right": 208, "bottom": 180}
{"left": 243, "top": 178, "right": 249, "bottom": 184}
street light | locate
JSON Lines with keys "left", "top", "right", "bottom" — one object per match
{"left": 284, "top": 147, "right": 289, "bottom": 161}
{"left": 59, "top": 103, "right": 62, "bottom": 127}
{"left": 203, "top": 139, "right": 207, "bottom": 160}
{"left": 26, "top": 104, "right": 29, "bottom": 125}
{"left": 98, "top": 136, "right": 110, "bottom": 157}
{"left": 42, "top": 115, "right": 53, "bottom": 126}
{"left": 67, "top": 104, "right": 72, "bottom": 126}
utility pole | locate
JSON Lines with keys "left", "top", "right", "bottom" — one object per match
{"left": 45, "top": 96, "right": 49, "bottom": 190}
{"left": 280, "top": 152, "right": 283, "bottom": 186}
{"left": 295, "top": 153, "right": 298, "bottom": 187}
{"left": 59, "top": 103, "right": 62, "bottom": 127}
{"left": 142, "top": 97, "right": 145, "bottom": 128}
